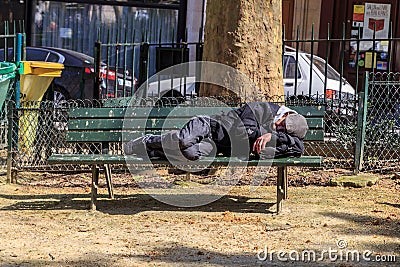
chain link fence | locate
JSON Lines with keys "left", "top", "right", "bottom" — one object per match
{"left": 3, "top": 93, "right": 364, "bottom": 173}
{"left": 0, "top": 74, "right": 397, "bottom": 173}
{"left": 362, "top": 72, "right": 400, "bottom": 171}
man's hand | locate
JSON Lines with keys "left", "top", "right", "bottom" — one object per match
{"left": 253, "top": 133, "right": 272, "bottom": 154}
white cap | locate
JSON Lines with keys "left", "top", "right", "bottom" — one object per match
{"left": 273, "top": 106, "right": 297, "bottom": 123}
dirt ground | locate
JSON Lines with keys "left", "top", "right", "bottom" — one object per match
{"left": 0, "top": 168, "right": 399, "bottom": 267}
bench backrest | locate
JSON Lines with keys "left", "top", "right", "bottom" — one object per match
{"left": 66, "top": 104, "right": 325, "bottom": 143}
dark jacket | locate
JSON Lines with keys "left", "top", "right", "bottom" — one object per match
{"left": 264, "top": 131, "right": 305, "bottom": 158}
{"left": 210, "top": 102, "right": 280, "bottom": 156}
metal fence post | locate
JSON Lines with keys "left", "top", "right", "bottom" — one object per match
{"left": 6, "top": 33, "right": 24, "bottom": 182}
{"left": 138, "top": 42, "right": 149, "bottom": 91}
{"left": 94, "top": 41, "right": 102, "bottom": 101}
{"left": 354, "top": 71, "right": 369, "bottom": 174}
{"left": 15, "top": 33, "right": 23, "bottom": 109}
{"left": 195, "top": 43, "right": 203, "bottom": 94}
{"left": 6, "top": 102, "right": 14, "bottom": 183}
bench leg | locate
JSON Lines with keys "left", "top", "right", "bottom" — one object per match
{"left": 91, "top": 165, "right": 100, "bottom": 211}
{"left": 104, "top": 164, "right": 114, "bottom": 199}
{"left": 276, "top": 166, "right": 288, "bottom": 214}
{"left": 279, "top": 166, "right": 288, "bottom": 199}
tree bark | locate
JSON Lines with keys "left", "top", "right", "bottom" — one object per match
{"left": 200, "top": 0, "right": 283, "bottom": 101}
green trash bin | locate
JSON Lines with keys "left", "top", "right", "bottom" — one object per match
{"left": 0, "top": 62, "right": 16, "bottom": 110}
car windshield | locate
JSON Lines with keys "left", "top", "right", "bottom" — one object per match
{"left": 305, "top": 55, "right": 341, "bottom": 81}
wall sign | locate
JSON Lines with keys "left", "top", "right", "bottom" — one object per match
{"left": 361, "top": 3, "right": 391, "bottom": 50}
{"left": 349, "top": 3, "right": 391, "bottom": 71}
{"left": 352, "top": 5, "right": 365, "bottom": 27}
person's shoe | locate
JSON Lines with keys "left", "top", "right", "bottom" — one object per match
{"left": 124, "top": 135, "right": 152, "bottom": 155}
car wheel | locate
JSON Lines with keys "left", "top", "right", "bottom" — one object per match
{"left": 50, "top": 86, "right": 70, "bottom": 132}
{"left": 53, "top": 86, "right": 71, "bottom": 103}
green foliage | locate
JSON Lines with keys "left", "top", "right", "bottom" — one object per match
{"left": 334, "top": 116, "right": 400, "bottom": 153}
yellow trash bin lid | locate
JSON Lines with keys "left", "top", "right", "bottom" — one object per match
{"left": 19, "top": 61, "right": 64, "bottom": 77}
{"left": 19, "top": 61, "right": 64, "bottom": 102}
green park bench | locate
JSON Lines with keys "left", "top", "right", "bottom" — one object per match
{"left": 48, "top": 99, "right": 324, "bottom": 213}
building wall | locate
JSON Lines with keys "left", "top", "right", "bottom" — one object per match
{"left": 186, "top": 0, "right": 205, "bottom": 43}
{"left": 0, "top": 0, "right": 25, "bottom": 23}
{"left": 292, "top": 0, "right": 322, "bottom": 52}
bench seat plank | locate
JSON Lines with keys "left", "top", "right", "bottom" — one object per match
{"left": 65, "top": 129, "right": 324, "bottom": 142}
{"left": 69, "top": 117, "right": 324, "bottom": 130}
{"left": 290, "top": 106, "right": 325, "bottom": 116}
{"left": 69, "top": 107, "right": 234, "bottom": 119}
{"left": 70, "top": 106, "right": 325, "bottom": 119}
{"left": 48, "top": 154, "right": 322, "bottom": 167}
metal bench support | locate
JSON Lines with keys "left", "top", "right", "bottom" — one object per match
{"left": 276, "top": 166, "right": 288, "bottom": 214}
{"left": 104, "top": 164, "right": 114, "bottom": 199}
{"left": 91, "top": 165, "right": 100, "bottom": 211}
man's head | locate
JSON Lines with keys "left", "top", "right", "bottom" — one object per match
{"left": 285, "top": 113, "right": 309, "bottom": 139}
{"left": 274, "top": 110, "right": 309, "bottom": 139}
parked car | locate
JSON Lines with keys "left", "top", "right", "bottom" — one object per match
{"left": 283, "top": 46, "right": 357, "bottom": 123}
{"left": 0, "top": 46, "right": 136, "bottom": 101}
{"left": 283, "top": 46, "right": 356, "bottom": 101}
{"left": 142, "top": 47, "right": 356, "bottom": 101}
{"left": 146, "top": 76, "right": 197, "bottom": 98}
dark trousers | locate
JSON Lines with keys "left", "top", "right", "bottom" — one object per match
{"left": 146, "top": 116, "right": 216, "bottom": 160}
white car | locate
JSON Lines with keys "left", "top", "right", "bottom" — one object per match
{"left": 145, "top": 76, "right": 197, "bottom": 98}
{"left": 283, "top": 46, "right": 356, "bottom": 101}
{"left": 143, "top": 47, "right": 356, "bottom": 103}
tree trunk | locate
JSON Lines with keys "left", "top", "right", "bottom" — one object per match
{"left": 200, "top": 0, "right": 283, "bottom": 101}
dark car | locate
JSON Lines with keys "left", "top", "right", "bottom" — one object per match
{"left": 0, "top": 46, "right": 135, "bottom": 101}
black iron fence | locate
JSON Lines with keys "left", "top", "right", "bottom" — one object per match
{"left": 94, "top": 40, "right": 203, "bottom": 99}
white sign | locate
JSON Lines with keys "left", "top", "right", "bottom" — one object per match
{"left": 60, "top": 28, "right": 72, "bottom": 39}
{"left": 361, "top": 3, "right": 391, "bottom": 50}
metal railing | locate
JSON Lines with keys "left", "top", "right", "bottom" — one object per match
{"left": 94, "top": 39, "right": 203, "bottom": 99}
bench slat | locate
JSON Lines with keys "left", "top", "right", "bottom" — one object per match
{"left": 69, "top": 107, "right": 236, "bottom": 119}
{"left": 66, "top": 129, "right": 324, "bottom": 142}
{"left": 101, "top": 97, "right": 326, "bottom": 118}
{"left": 289, "top": 106, "right": 325, "bottom": 117}
{"left": 70, "top": 106, "right": 325, "bottom": 119}
{"left": 48, "top": 154, "right": 323, "bottom": 167}
{"left": 68, "top": 117, "right": 324, "bottom": 131}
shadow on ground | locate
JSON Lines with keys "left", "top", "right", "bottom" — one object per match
{"left": 0, "top": 192, "right": 275, "bottom": 214}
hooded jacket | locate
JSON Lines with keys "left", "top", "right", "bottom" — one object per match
{"left": 210, "top": 102, "right": 305, "bottom": 158}
{"left": 210, "top": 102, "right": 278, "bottom": 156}
{"left": 261, "top": 131, "right": 305, "bottom": 159}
